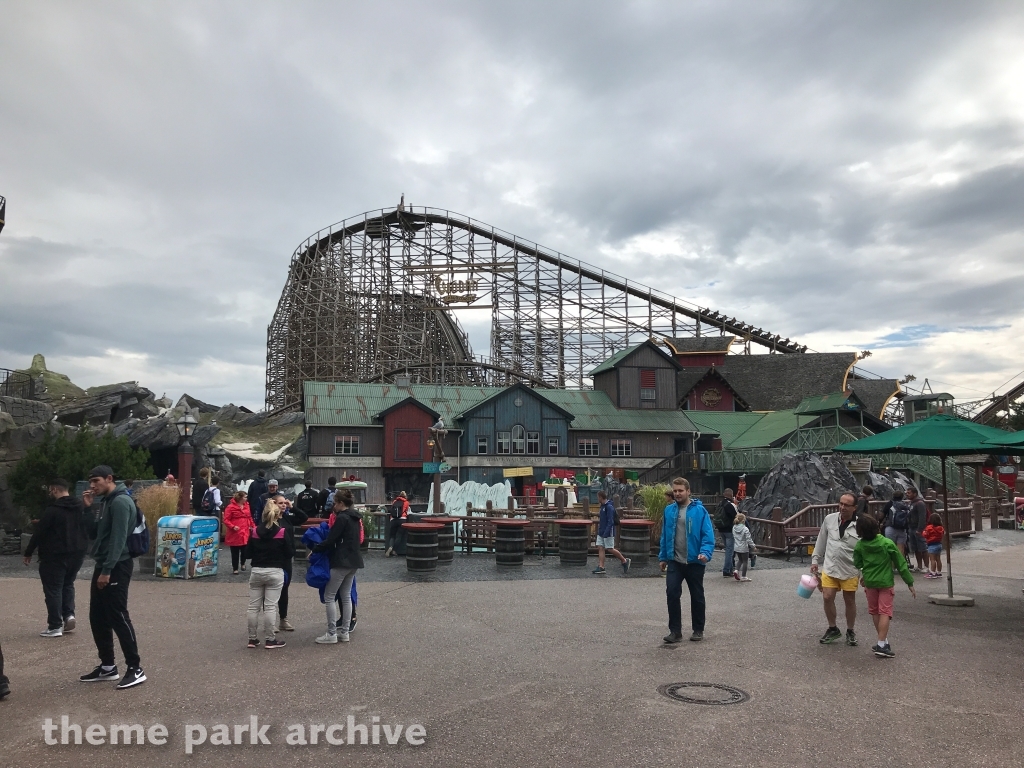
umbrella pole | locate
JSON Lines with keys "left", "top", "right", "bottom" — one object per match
{"left": 941, "top": 454, "right": 953, "bottom": 599}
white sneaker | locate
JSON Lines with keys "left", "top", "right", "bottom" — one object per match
{"left": 314, "top": 633, "right": 338, "bottom": 644}
{"left": 40, "top": 627, "right": 63, "bottom": 637}
{"left": 338, "top": 633, "right": 350, "bottom": 643}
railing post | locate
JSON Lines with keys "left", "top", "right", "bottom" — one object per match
{"left": 989, "top": 497, "right": 1000, "bottom": 530}
{"left": 973, "top": 495, "right": 983, "bottom": 533}
{"left": 467, "top": 502, "right": 473, "bottom": 515}
{"left": 771, "top": 506, "right": 783, "bottom": 550}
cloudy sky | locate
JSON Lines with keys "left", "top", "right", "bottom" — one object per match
{"left": 2, "top": 1, "right": 1023, "bottom": 410}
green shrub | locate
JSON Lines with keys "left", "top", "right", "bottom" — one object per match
{"left": 638, "top": 484, "right": 671, "bottom": 529}
{"left": 9, "top": 426, "right": 154, "bottom": 519}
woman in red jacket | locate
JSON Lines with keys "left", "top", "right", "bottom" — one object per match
{"left": 223, "top": 491, "right": 253, "bottom": 574}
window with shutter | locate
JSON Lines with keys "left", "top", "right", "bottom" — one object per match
{"left": 640, "top": 369, "right": 656, "bottom": 401}
{"left": 395, "top": 430, "right": 422, "bottom": 461}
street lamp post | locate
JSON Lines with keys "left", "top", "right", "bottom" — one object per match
{"left": 175, "top": 411, "right": 198, "bottom": 516}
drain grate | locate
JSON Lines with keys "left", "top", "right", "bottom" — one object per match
{"left": 658, "top": 682, "right": 750, "bottom": 706}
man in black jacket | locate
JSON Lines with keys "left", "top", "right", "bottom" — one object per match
{"left": 311, "top": 492, "right": 364, "bottom": 644}
{"left": 715, "top": 489, "right": 739, "bottom": 578}
{"left": 316, "top": 476, "right": 336, "bottom": 516}
{"left": 247, "top": 471, "right": 269, "bottom": 526}
{"left": 295, "top": 481, "right": 318, "bottom": 519}
{"left": 24, "top": 479, "right": 90, "bottom": 637}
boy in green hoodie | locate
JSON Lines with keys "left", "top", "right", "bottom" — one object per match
{"left": 853, "top": 514, "right": 915, "bottom": 658}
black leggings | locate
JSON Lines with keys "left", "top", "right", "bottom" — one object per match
{"left": 230, "top": 546, "right": 248, "bottom": 571}
{"left": 279, "top": 569, "right": 291, "bottom": 619}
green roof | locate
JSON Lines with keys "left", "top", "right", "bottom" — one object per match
{"left": 304, "top": 381, "right": 698, "bottom": 434}
{"left": 794, "top": 391, "right": 864, "bottom": 415}
{"left": 588, "top": 344, "right": 642, "bottom": 376}
{"left": 685, "top": 409, "right": 814, "bottom": 449}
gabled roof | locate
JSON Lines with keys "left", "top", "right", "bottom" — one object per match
{"left": 847, "top": 379, "right": 902, "bottom": 419}
{"left": 305, "top": 382, "right": 501, "bottom": 427}
{"left": 589, "top": 340, "right": 682, "bottom": 376}
{"left": 663, "top": 336, "right": 736, "bottom": 355}
{"left": 455, "top": 382, "right": 576, "bottom": 422}
{"left": 304, "top": 381, "right": 699, "bottom": 434}
{"left": 374, "top": 396, "right": 440, "bottom": 421}
{"left": 708, "top": 352, "right": 858, "bottom": 411}
{"left": 677, "top": 366, "right": 748, "bottom": 410}
{"left": 793, "top": 390, "right": 866, "bottom": 416}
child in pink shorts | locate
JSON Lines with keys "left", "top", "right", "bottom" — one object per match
{"left": 852, "top": 514, "right": 916, "bottom": 658}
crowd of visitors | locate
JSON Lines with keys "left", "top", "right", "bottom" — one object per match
{"left": 4, "top": 465, "right": 961, "bottom": 702}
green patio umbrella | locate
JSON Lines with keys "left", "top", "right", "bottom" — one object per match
{"left": 835, "top": 414, "right": 1011, "bottom": 605}
{"left": 983, "top": 429, "right": 1024, "bottom": 451}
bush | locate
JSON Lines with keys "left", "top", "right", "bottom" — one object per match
{"left": 638, "top": 484, "right": 672, "bottom": 532}
{"left": 135, "top": 484, "right": 180, "bottom": 540}
{"left": 8, "top": 426, "right": 154, "bottom": 518}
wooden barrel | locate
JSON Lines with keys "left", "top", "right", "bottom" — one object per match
{"left": 493, "top": 519, "right": 528, "bottom": 567}
{"left": 402, "top": 522, "right": 442, "bottom": 573}
{"left": 554, "top": 519, "right": 592, "bottom": 566}
{"left": 618, "top": 519, "right": 655, "bottom": 566}
{"left": 431, "top": 517, "right": 458, "bottom": 564}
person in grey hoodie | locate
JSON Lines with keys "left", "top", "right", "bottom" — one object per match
{"left": 730, "top": 514, "right": 756, "bottom": 582}
{"left": 78, "top": 465, "right": 146, "bottom": 690}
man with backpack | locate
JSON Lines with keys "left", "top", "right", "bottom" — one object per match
{"left": 882, "top": 490, "right": 911, "bottom": 559}
{"left": 715, "top": 488, "right": 739, "bottom": 578}
{"left": 316, "top": 476, "right": 336, "bottom": 517}
{"left": 200, "top": 475, "right": 223, "bottom": 519}
{"left": 385, "top": 491, "right": 409, "bottom": 557}
{"left": 247, "top": 470, "right": 269, "bottom": 526}
{"left": 79, "top": 465, "right": 146, "bottom": 690}
{"left": 906, "top": 487, "right": 929, "bottom": 572}
{"left": 592, "top": 490, "right": 630, "bottom": 575}
{"left": 23, "top": 478, "right": 90, "bottom": 637}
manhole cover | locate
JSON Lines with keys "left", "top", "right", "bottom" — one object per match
{"left": 658, "top": 682, "right": 750, "bottom": 706}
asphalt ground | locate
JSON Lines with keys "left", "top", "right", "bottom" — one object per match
{"left": 0, "top": 534, "right": 1022, "bottom": 768}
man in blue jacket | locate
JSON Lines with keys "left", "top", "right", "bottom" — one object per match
{"left": 659, "top": 477, "right": 715, "bottom": 643}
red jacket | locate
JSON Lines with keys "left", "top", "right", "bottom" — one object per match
{"left": 922, "top": 524, "right": 944, "bottom": 545}
{"left": 223, "top": 499, "right": 253, "bottom": 547}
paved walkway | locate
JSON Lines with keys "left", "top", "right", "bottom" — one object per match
{"left": 1, "top": 542, "right": 1022, "bottom": 767}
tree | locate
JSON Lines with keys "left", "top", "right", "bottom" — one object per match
{"left": 8, "top": 426, "right": 154, "bottom": 519}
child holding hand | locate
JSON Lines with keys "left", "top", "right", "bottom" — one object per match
{"left": 922, "top": 513, "right": 945, "bottom": 579}
{"left": 853, "top": 514, "right": 915, "bottom": 659}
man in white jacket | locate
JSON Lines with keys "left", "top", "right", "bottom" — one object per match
{"left": 810, "top": 492, "right": 861, "bottom": 646}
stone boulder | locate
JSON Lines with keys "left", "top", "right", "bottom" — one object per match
{"left": 739, "top": 451, "right": 858, "bottom": 524}
{"left": 53, "top": 382, "right": 156, "bottom": 427}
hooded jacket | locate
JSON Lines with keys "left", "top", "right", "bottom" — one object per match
{"left": 658, "top": 498, "right": 715, "bottom": 564}
{"left": 311, "top": 507, "right": 365, "bottom": 570}
{"left": 731, "top": 522, "right": 756, "bottom": 554}
{"left": 853, "top": 534, "right": 914, "bottom": 589}
{"left": 222, "top": 499, "right": 253, "bottom": 547}
{"left": 246, "top": 521, "right": 295, "bottom": 569}
{"left": 25, "top": 495, "right": 90, "bottom": 560}
{"left": 85, "top": 482, "right": 135, "bottom": 576}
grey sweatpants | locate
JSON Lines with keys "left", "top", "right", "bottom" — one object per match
{"left": 324, "top": 567, "right": 357, "bottom": 637}
{"left": 248, "top": 567, "right": 284, "bottom": 640}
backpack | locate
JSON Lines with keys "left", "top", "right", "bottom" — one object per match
{"left": 109, "top": 489, "right": 149, "bottom": 557}
{"left": 604, "top": 500, "right": 620, "bottom": 527}
{"left": 201, "top": 487, "right": 216, "bottom": 513}
{"left": 890, "top": 500, "right": 911, "bottom": 530}
{"left": 716, "top": 500, "right": 736, "bottom": 531}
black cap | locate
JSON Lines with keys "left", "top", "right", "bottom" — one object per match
{"left": 88, "top": 465, "right": 114, "bottom": 480}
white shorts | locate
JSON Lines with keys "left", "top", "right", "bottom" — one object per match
{"left": 596, "top": 535, "right": 615, "bottom": 549}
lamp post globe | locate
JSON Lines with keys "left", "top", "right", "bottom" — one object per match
{"left": 175, "top": 411, "right": 198, "bottom": 515}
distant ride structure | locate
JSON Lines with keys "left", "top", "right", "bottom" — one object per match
{"left": 265, "top": 204, "right": 806, "bottom": 411}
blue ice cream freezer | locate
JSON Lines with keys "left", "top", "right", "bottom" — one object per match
{"left": 155, "top": 515, "right": 220, "bottom": 579}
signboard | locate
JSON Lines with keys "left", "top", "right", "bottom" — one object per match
{"left": 503, "top": 467, "right": 534, "bottom": 478}
{"left": 439, "top": 462, "right": 452, "bottom": 473}
{"left": 422, "top": 462, "right": 441, "bottom": 474}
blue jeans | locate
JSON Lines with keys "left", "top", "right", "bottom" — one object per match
{"left": 721, "top": 531, "right": 735, "bottom": 575}
{"left": 666, "top": 560, "right": 706, "bottom": 634}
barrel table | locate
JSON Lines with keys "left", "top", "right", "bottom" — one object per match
{"left": 552, "top": 519, "right": 593, "bottom": 566}
{"left": 618, "top": 519, "right": 656, "bottom": 567}
{"left": 493, "top": 519, "right": 530, "bottom": 568}
{"left": 402, "top": 522, "right": 444, "bottom": 573}
{"left": 429, "top": 516, "right": 458, "bottom": 564}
